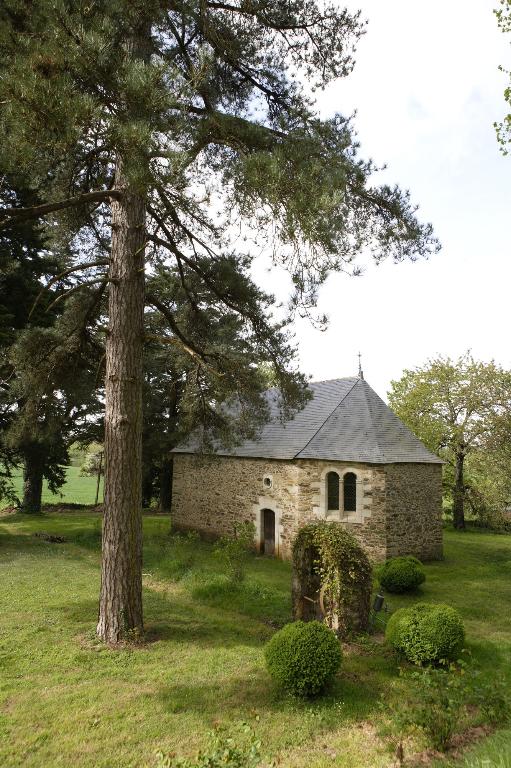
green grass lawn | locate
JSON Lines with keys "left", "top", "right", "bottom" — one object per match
{"left": 2, "top": 465, "right": 103, "bottom": 506}
{"left": 0, "top": 513, "right": 510, "bottom": 768}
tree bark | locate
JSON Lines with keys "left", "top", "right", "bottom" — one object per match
{"left": 21, "top": 451, "right": 44, "bottom": 514}
{"left": 452, "top": 452, "right": 466, "bottom": 530}
{"left": 159, "top": 457, "right": 173, "bottom": 513}
{"left": 96, "top": 155, "right": 146, "bottom": 643}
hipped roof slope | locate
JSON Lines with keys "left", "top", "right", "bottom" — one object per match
{"left": 173, "top": 377, "right": 442, "bottom": 464}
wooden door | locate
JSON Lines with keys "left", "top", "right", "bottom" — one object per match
{"left": 262, "top": 509, "right": 275, "bottom": 555}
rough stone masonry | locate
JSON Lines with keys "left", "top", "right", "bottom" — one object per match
{"left": 171, "top": 377, "right": 443, "bottom": 562}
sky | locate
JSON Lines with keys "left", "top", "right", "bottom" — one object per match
{"left": 253, "top": 0, "right": 511, "bottom": 401}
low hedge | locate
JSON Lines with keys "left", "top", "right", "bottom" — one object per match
{"left": 377, "top": 556, "right": 426, "bottom": 594}
{"left": 386, "top": 602, "right": 465, "bottom": 666}
{"left": 264, "top": 620, "right": 342, "bottom": 697}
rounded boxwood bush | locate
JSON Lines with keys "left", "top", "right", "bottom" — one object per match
{"left": 264, "top": 620, "right": 342, "bottom": 697}
{"left": 386, "top": 602, "right": 465, "bottom": 666}
{"left": 377, "top": 556, "right": 426, "bottom": 594}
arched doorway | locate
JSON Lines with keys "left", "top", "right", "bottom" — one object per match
{"left": 261, "top": 508, "right": 275, "bottom": 555}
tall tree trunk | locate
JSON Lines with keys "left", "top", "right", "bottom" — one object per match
{"left": 21, "top": 451, "right": 43, "bottom": 514}
{"left": 159, "top": 457, "right": 173, "bottom": 513}
{"left": 96, "top": 156, "right": 146, "bottom": 643}
{"left": 452, "top": 452, "right": 466, "bottom": 530}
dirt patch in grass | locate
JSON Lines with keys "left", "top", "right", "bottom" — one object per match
{"left": 404, "top": 724, "right": 495, "bottom": 767}
{"left": 0, "top": 505, "right": 19, "bottom": 516}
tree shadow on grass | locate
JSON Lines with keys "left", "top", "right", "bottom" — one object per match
{"left": 0, "top": 519, "right": 102, "bottom": 556}
{"left": 189, "top": 575, "right": 292, "bottom": 627}
{"left": 153, "top": 663, "right": 383, "bottom": 727}
{"left": 2, "top": 525, "right": 276, "bottom": 650}
{"left": 143, "top": 587, "right": 273, "bottom": 649}
{"left": 57, "top": 585, "right": 272, "bottom": 650}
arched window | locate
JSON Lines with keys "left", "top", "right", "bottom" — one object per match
{"left": 326, "top": 471, "right": 340, "bottom": 511}
{"left": 343, "top": 472, "right": 357, "bottom": 513}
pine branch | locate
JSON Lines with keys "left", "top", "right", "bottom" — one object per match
{"left": 29, "top": 259, "right": 110, "bottom": 319}
{"left": 145, "top": 293, "right": 222, "bottom": 376}
{"left": 45, "top": 278, "right": 109, "bottom": 313}
{"left": 147, "top": 229, "right": 242, "bottom": 317}
{"left": 0, "top": 190, "right": 122, "bottom": 228}
{"left": 148, "top": 206, "right": 245, "bottom": 317}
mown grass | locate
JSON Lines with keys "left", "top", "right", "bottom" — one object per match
{"left": 460, "top": 730, "right": 511, "bottom": 768}
{"left": 2, "top": 465, "right": 103, "bottom": 506}
{"left": 0, "top": 512, "right": 510, "bottom": 768}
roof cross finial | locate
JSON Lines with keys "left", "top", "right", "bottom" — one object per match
{"left": 358, "top": 352, "right": 364, "bottom": 380}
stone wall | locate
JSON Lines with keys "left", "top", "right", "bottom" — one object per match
{"left": 171, "top": 453, "right": 301, "bottom": 557}
{"left": 171, "top": 454, "right": 443, "bottom": 561}
{"left": 384, "top": 463, "right": 443, "bottom": 561}
{"left": 172, "top": 454, "right": 388, "bottom": 560}
{"left": 294, "top": 459, "right": 387, "bottom": 561}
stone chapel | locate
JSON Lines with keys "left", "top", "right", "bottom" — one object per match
{"left": 170, "top": 375, "right": 443, "bottom": 561}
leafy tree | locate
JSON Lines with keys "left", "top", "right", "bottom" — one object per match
{"left": 465, "top": 414, "right": 511, "bottom": 527}
{"left": 388, "top": 353, "right": 511, "bottom": 529}
{"left": 0, "top": 1, "right": 438, "bottom": 643}
{"left": 495, "top": 0, "right": 511, "bottom": 153}
{"left": 80, "top": 442, "right": 105, "bottom": 478}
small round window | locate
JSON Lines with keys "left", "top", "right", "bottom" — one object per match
{"left": 263, "top": 476, "right": 273, "bottom": 489}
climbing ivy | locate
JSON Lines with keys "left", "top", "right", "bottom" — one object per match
{"left": 292, "top": 522, "right": 372, "bottom": 638}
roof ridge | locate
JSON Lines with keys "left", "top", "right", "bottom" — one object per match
{"left": 361, "top": 379, "right": 440, "bottom": 461}
{"left": 293, "top": 378, "right": 359, "bottom": 459}
{"left": 358, "top": 379, "right": 386, "bottom": 461}
{"left": 309, "top": 376, "right": 358, "bottom": 385}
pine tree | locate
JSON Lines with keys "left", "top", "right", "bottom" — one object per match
{"left": 141, "top": 260, "right": 296, "bottom": 509}
{"left": 6, "top": 294, "right": 105, "bottom": 513}
{"left": 0, "top": 173, "right": 105, "bottom": 512}
{"left": 0, "top": 1, "right": 438, "bottom": 643}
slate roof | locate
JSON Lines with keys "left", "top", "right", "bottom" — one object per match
{"left": 172, "top": 377, "right": 442, "bottom": 464}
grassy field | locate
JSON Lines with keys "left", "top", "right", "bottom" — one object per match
{"left": 2, "top": 465, "right": 103, "bottom": 507}
{"left": 0, "top": 512, "right": 510, "bottom": 768}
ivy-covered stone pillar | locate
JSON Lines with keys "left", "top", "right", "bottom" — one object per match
{"left": 292, "top": 522, "right": 372, "bottom": 638}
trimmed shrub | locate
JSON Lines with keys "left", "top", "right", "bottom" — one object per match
{"left": 377, "top": 556, "right": 426, "bottom": 594}
{"left": 264, "top": 620, "right": 342, "bottom": 697}
{"left": 386, "top": 602, "right": 465, "bottom": 665}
